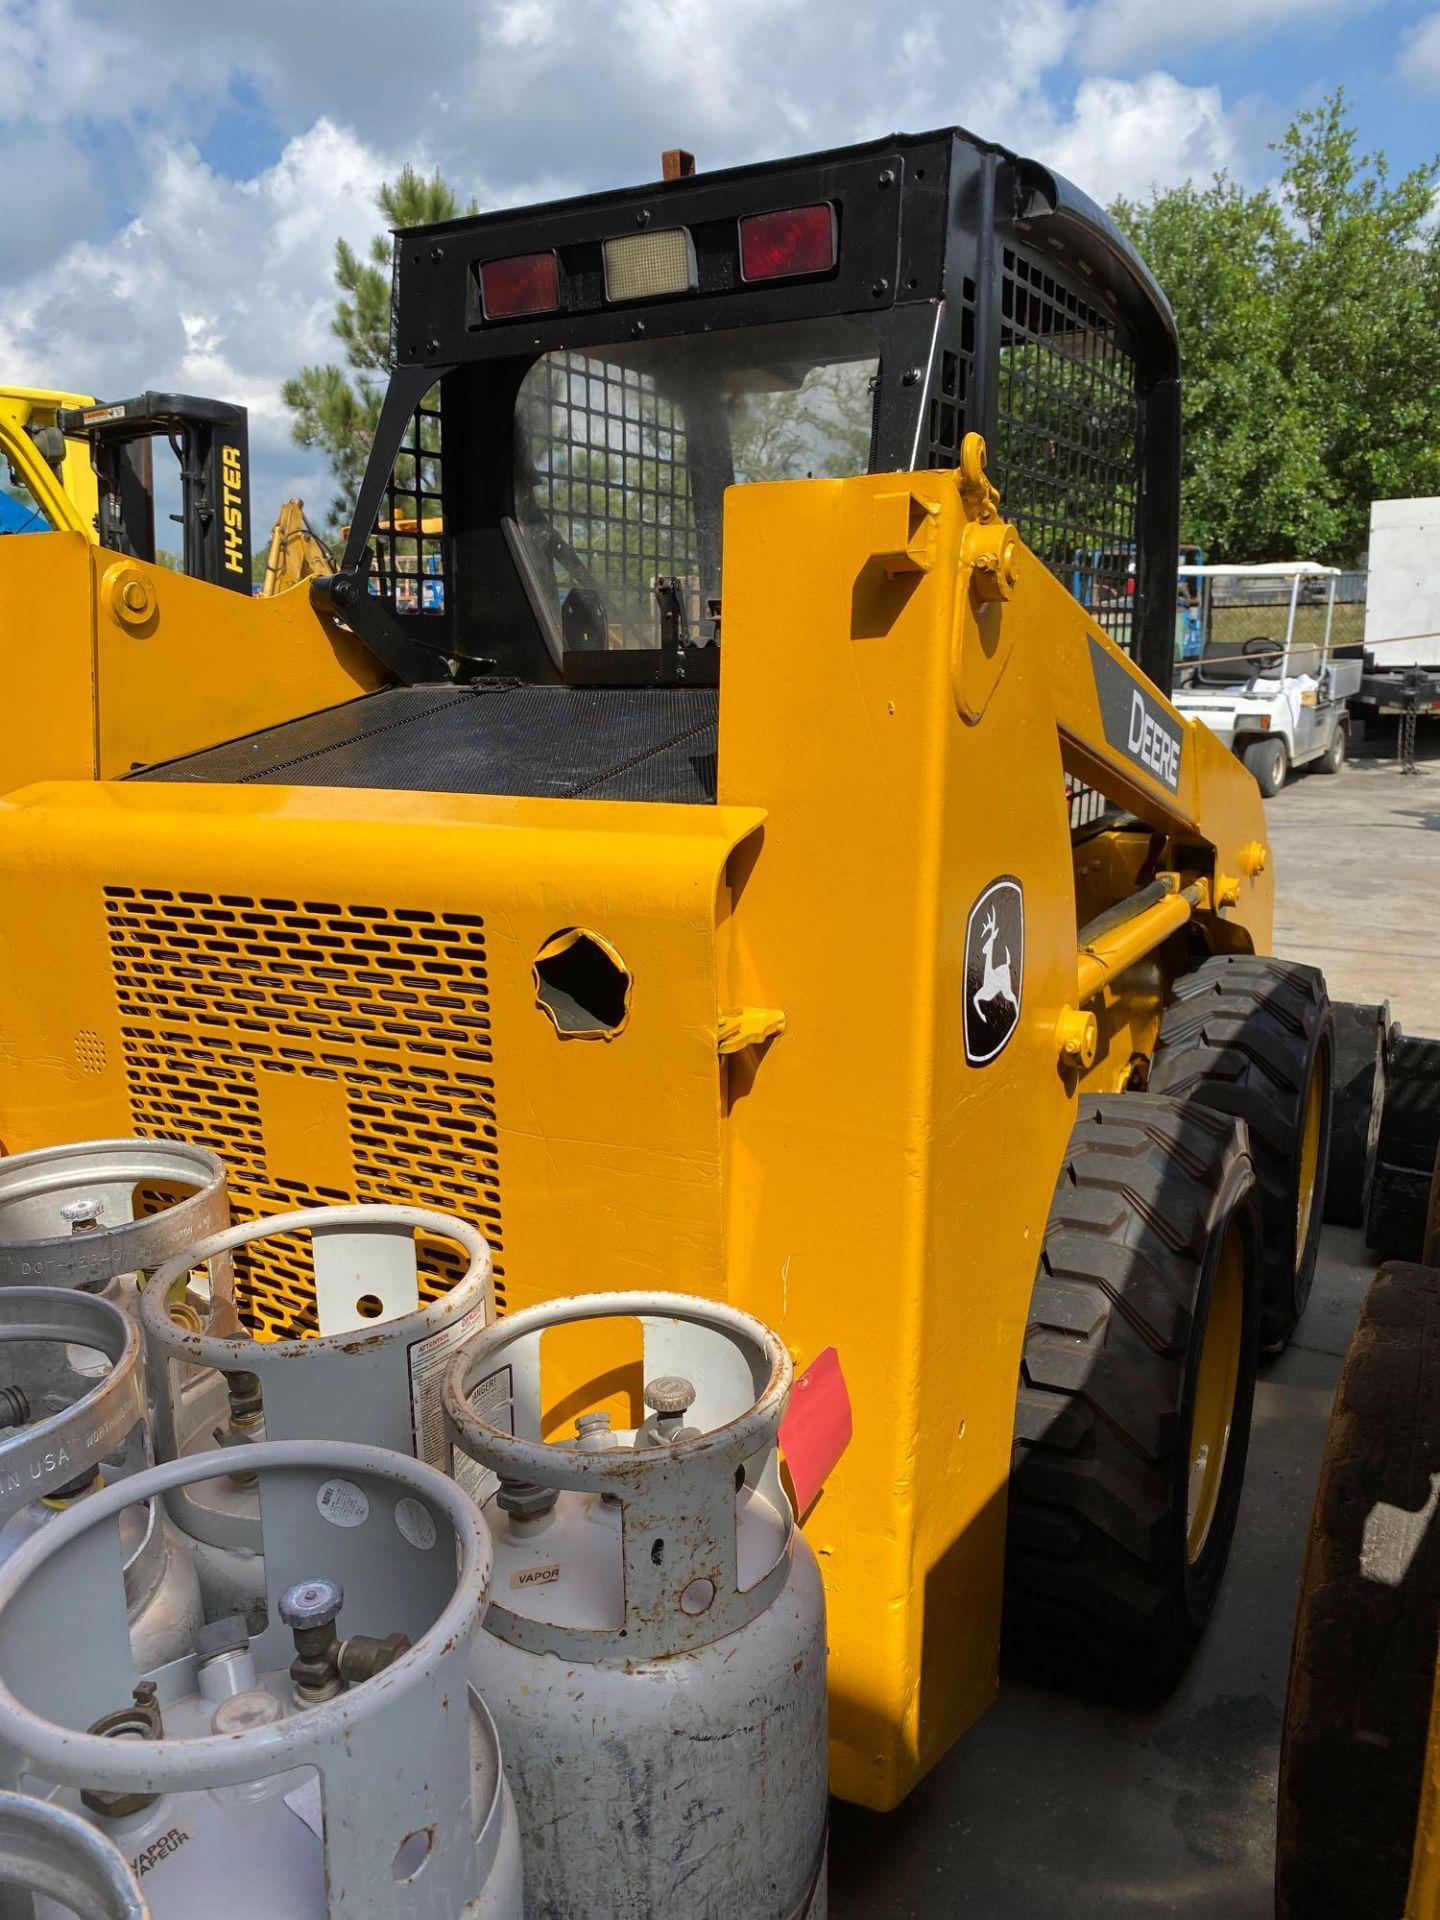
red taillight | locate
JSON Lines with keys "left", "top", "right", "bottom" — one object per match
{"left": 479, "top": 251, "right": 560, "bottom": 319}
{"left": 739, "top": 204, "right": 837, "bottom": 282}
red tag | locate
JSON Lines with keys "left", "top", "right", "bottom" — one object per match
{"left": 779, "top": 1347, "right": 852, "bottom": 1519}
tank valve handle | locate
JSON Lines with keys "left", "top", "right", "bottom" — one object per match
{"left": 280, "top": 1578, "right": 412, "bottom": 1700}
{"left": 280, "top": 1577, "right": 345, "bottom": 1703}
{"left": 0, "top": 1386, "right": 29, "bottom": 1431}
{"left": 641, "top": 1374, "right": 700, "bottom": 1447}
{"left": 60, "top": 1198, "right": 104, "bottom": 1234}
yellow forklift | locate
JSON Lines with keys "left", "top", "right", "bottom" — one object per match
{"left": 0, "top": 126, "right": 1335, "bottom": 1809}
{"left": 0, "top": 388, "right": 381, "bottom": 790}
{"left": 1, "top": 385, "right": 256, "bottom": 584}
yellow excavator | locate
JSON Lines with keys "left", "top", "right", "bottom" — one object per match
{"left": 259, "top": 497, "right": 334, "bottom": 596}
{"left": 0, "top": 386, "right": 100, "bottom": 537}
{"left": 0, "top": 126, "right": 1347, "bottom": 1815}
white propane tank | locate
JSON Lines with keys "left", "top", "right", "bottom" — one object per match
{"left": 0, "top": 1788, "right": 148, "bottom": 1917}
{"left": 140, "top": 1206, "right": 493, "bottom": 1625}
{"left": 0, "top": 1139, "right": 234, "bottom": 1459}
{"left": 0, "top": 1440, "right": 523, "bottom": 1920}
{"left": 0, "top": 1288, "right": 201, "bottom": 1674}
{"left": 444, "top": 1291, "right": 829, "bottom": 1920}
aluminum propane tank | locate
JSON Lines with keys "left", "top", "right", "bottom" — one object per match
{"left": 444, "top": 1292, "right": 829, "bottom": 1920}
{"left": 0, "top": 1440, "right": 523, "bottom": 1919}
{"left": 0, "top": 1140, "right": 234, "bottom": 1459}
{"left": 0, "top": 1288, "right": 200, "bottom": 1674}
{"left": 140, "top": 1205, "right": 492, "bottom": 1625}
{"left": 0, "top": 1140, "right": 230, "bottom": 1317}
{"left": 0, "top": 1789, "right": 148, "bottom": 1917}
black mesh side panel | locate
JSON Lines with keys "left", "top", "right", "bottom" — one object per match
{"left": 993, "top": 245, "right": 1141, "bottom": 653}
{"left": 925, "top": 280, "right": 977, "bottom": 470}
{"left": 369, "top": 395, "right": 446, "bottom": 616}
{"left": 135, "top": 687, "right": 719, "bottom": 805}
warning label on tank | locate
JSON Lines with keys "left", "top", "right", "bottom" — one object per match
{"left": 445, "top": 1362, "right": 512, "bottom": 1503}
{"left": 466, "top": 1364, "right": 515, "bottom": 1437}
{"left": 394, "top": 1494, "right": 437, "bottom": 1551}
{"left": 407, "top": 1294, "right": 494, "bottom": 1471}
{"left": 130, "top": 1824, "right": 195, "bottom": 1880}
{"left": 316, "top": 1477, "right": 369, "bottom": 1528}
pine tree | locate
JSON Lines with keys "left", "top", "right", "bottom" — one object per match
{"left": 283, "top": 167, "right": 476, "bottom": 526}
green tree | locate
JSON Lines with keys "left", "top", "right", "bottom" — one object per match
{"left": 1113, "top": 91, "right": 1440, "bottom": 564}
{"left": 283, "top": 167, "right": 476, "bottom": 525}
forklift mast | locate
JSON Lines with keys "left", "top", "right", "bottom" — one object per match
{"left": 56, "top": 391, "right": 253, "bottom": 595}
{"left": 330, "top": 125, "right": 1180, "bottom": 697}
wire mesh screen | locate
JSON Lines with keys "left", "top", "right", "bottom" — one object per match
{"left": 516, "top": 352, "right": 704, "bottom": 649}
{"left": 367, "top": 392, "right": 445, "bottom": 615}
{"left": 993, "top": 245, "right": 1142, "bottom": 834}
{"left": 925, "top": 278, "right": 978, "bottom": 469}
{"left": 993, "top": 246, "right": 1140, "bottom": 655}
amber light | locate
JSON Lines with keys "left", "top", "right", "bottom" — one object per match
{"left": 479, "top": 251, "right": 560, "bottom": 319}
{"left": 739, "top": 204, "right": 837, "bottom": 282}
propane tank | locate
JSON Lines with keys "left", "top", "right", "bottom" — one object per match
{"left": 444, "top": 1292, "right": 829, "bottom": 1920}
{"left": 0, "top": 1440, "right": 522, "bottom": 1919}
{"left": 0, "top": 1789, "right": 148, "bottom": 1917}
{"left": 0, "top": 1288, "right": 201, "bottom": 1674}
{"left": 140, "top": 1206, "right": 493, "bottom": 1625}
{"left": 0, "top": 1139, "right": 234, "bottom": 1455}
{"left": 0, "top": 1140, "right": 230, "bottom": 1315}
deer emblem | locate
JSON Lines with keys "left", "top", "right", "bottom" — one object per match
{"left": 972, "top": 906, "right": 1017, "bottom": 1021}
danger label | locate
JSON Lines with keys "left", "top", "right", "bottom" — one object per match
{"left": 407, "top": 1294, "right": 493, "bottom": 1470}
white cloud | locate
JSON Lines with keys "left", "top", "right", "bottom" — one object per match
{"left": 0, "top": 0, "right": 1271, "bottom": 531}
{"left": 1041, "top": 74, "right": 1240, "bottom": 203}
{"left": 1400, "top": 10, "right": 1440, "bottom": 90}
{"left": 1077, "top": 0, "right": 1375, "bottom": 72}
{"left": 0, "top": 124, "right": 105, "bottom": 278}
{"left": 0, "top": 120, "right": 397, "bottom": 524}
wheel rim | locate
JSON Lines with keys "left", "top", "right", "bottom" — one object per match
{"left": 1295, "top": 1050, "right": 1326, "bottom": 1258}
{"left": 1187, "top": 1222, "right": 1245, "bottom": 1564}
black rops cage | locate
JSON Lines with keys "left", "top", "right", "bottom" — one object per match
{"left": 330, "top": 126, "right": 1180, "bottom": 702}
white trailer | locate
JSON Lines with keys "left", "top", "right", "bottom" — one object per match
{"left": 1358, "top": 497, "right": 1440, "bottom": 716}
{"left": 1172, "top": 562, "right": 1361, "bottom": 796}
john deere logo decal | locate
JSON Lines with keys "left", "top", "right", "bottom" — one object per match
{"left": 964, "top": 877, "right": 1023, "bottom": 1066}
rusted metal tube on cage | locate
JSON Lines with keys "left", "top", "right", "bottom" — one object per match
{"left": 1076, "top": 876, "right": 1208, "bottom": 1005}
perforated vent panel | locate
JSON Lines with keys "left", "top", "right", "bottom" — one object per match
{"left": 105, "top": 888, "right": 503, "bottom": 1339}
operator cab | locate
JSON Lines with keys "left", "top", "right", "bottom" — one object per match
{"left": 145, "top": 127, "right": 1181, "bottom": 800}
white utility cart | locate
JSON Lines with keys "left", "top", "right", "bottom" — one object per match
{"left": 1171, "top": 561, "right": 1362, "bottom": 796}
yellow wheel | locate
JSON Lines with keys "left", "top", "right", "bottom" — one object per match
{"left": 1295, "top": 1050, "right": 1327, "bottom": 1256}
{"left": 1186, "top": 1221, "right": 1245, "bottom": 1564}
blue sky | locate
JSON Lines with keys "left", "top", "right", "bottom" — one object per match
{"left": 2, "top": 0, "right": 1437, "bottom": 528}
